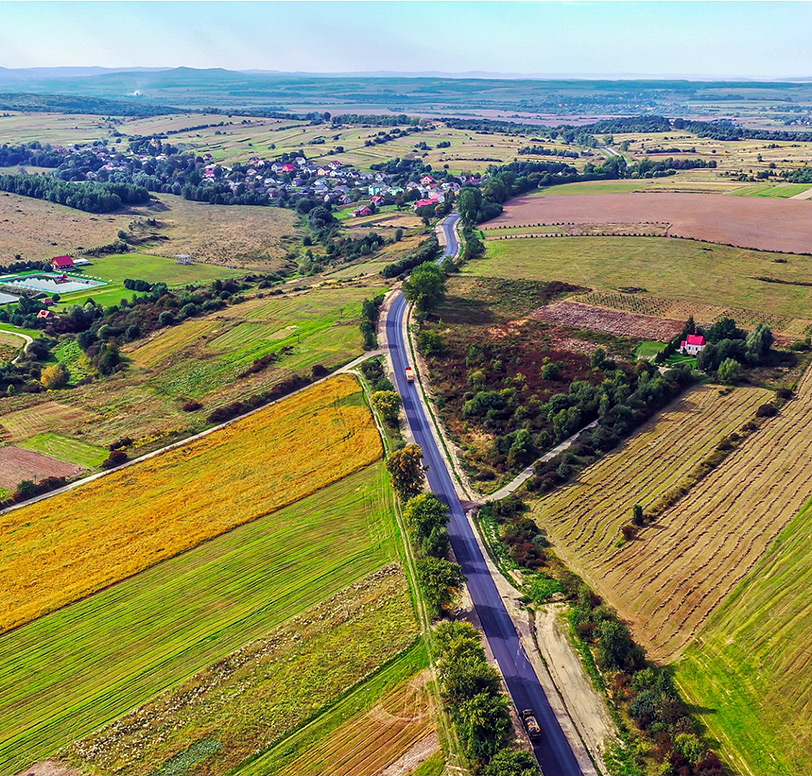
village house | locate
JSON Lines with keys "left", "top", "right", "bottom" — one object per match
{"left": 354, "top": 205, "right": 373, "bottom": 217}
{"left": 51, "top": 255, "right": 75, "bottom": 271}
{"left": 680, "top": 333, "right": 707, "bottom": 355}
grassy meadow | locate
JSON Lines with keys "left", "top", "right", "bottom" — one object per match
{"left": 0, "top": 463, "right": 400, "bottom": 772}
{"left": 66, "top": 565, "right": 417, "bottom": 775}
{"left": 677, "top": 499, "right": 812, "bottom": 776}
{"left": 0, "top": 375, "right": 382, "bottom": 632}
{"left": 470, "top": 235, "right": 812, "bottom": 321}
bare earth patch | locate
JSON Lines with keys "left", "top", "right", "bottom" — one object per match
{"left": 489, "top": 192, "right": 812, "bottom": 254}
{"left": 531, "top": 300, "right": 683, "bottom": 341}
{"left": 0, "top": 446, "right": 80, "bottom": 488}
{"left": 16, "top": 760, "right": 83, "bottom": 776}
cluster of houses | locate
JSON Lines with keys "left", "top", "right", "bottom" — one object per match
{"left": 200, "top": 155, "right": 464, "bottom": 213}
{"left": 47, "top": 139, "right": 473, "bottom": 215}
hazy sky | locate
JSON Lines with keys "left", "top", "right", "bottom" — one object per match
{"left": 1, "top": 1, "right": 811, "bottom": 79}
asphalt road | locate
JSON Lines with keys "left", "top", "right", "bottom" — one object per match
{"left": 386, "top": 214, "right": 582, "bottom": 776}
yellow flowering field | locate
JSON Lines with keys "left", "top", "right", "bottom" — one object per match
{"left": 0, "top": 375, "right": 382, "bottom": 633}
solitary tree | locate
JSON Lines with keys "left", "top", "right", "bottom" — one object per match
{"left": 385, "top": 443, "right": 425, "bottom": 500}
{"left": 371, "top": 390, "right": 402, "bottom": 425}
{"left": 403, "top": 262, "right": 447, "bottom": 314}
{"left": 40, "top": 363, "right": 69, "bottom": 390}
{"left": 717, "top": 357, "right": 742, "bottom": 385}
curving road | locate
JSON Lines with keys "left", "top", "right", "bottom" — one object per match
{"left": 385, "top": 213, "right": 582, "bottom": 776}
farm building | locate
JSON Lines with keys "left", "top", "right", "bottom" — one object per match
{"left": 51, "top": 255, "right": 74, "bottom": 271}
{"left": 680, "top": 333, "right": 707, "bottom": 355}
{"left": 354, "top": 206, "right": 373, "bottom": 217}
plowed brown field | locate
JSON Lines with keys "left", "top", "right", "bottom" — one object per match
{"left": 488, "top": 192, "right": 812, "bottom": 254}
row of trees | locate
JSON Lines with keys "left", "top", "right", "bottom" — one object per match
{"left": 434, "top": 622, "right": 538, "bottom": 775}
{"left": 0, "top": 172, "right": 149, "bottom": 213}
{"left": 482, "top": 494, "right": 721, "bottom": 775}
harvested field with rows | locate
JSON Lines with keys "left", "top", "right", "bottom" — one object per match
{"left": 0, "top": 464, "right": 396, "bottom": 773}
{"left": 531, "top": 384, "right": 770, "bottom": 624}
{"left": 470, "top": 235, "right": 812, "bottom": 321}
{"left": 65, "top": 565, "right": 417, "bottom": 775}
{"left": 535, "top": 366, "right": 812, "bottom": 662}
{"left": 531, "top": 300, "right": 684, "bottom": 341}
{"left": 678, "top": 501, "right": 812, "bottom": 776}
{"left": 277, "top": 671, "right": 438, "bottom": 776}
{"left": 237, "top": 645, "right": 439, "bottom": 776}
{"left": 486, "top": 192, "right": 812, "bottom": 254}
{"left": 0, "top": 375, "right": 381, "bottom": 632}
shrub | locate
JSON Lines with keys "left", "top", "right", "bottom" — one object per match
{"left": 40, "top": 363, "right": 69, "bottom": 390}
{"left": 182, "top": 399, "right": 202, "bottom": 412}
{"left": 756, "top": 402, "right": 778, "bottom": 418}
{"left": 102, "top": 449, "right": 129, "bottom": 469}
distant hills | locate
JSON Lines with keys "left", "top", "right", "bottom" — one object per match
{"left": 1, "top": 66, "right": 812, "bottom": 119}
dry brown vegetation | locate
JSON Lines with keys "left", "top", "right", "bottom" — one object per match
{"left": 488, "top": 192, "right": 812, "bottom": 254}
{"left": 136, "top": 194, "right": 299, "bottom": 269}
{"left": 0, "top": 191, "right": 297, "bottom": 269}
{"left": 531, "top": 300, "right": 684, "bottom": 341}
{"left": 0, "top": 191, "right": 131, "bottom": 263}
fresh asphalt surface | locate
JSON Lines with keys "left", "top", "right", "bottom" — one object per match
{"left": 386, "top": 213, "right": 582, "bottom": 776}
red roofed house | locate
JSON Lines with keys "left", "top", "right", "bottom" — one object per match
{"left": 37, "top": 309, "right": 54, "bottom": 320}
{"left": 354, "top": 205, "right": 373, "bottom": 217}
{"left": 413, "top": 197, "right": 440, "bottom": 210}
{"left": 680, "top": 333, "right": 706, "bottom": 356}
{"left": 51, "top": 255, "right": 74, "bottom": 271}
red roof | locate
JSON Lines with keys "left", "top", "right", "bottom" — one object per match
{"left": 686, "top": 334, "right": 706, "bottom": 346}
{"left": 51, "top": 255, "right": 74, "bottom": 267}
{"left": 415, "top": 198, "right": 439, "bottom": 208}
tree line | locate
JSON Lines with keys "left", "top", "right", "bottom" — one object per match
{"left": 0, "top": 172, "right": 149, "bottom": 213}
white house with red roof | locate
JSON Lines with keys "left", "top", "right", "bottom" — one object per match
{"left": 51, "top": 255, "right": 75, "bottom": 271}
{"left": 680, "top": 333, "right": 707, "bottom": 355}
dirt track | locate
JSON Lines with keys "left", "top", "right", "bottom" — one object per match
{"left": 489, "top": 192, "right": 812, "bottom": 254}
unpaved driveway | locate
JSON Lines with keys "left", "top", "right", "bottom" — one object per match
{"left": 535, "top": 603, "right": 616, "bottom": 771}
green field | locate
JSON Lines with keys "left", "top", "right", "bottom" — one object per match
{"left": 634, "top": 340, "right": 667, "bottom": 360}
{"left": 0, "top": 463, "right": 397, "bottom": 772}
{"left": 18, "top": 432, "right": 108, "bottom": 468}
{"left": 469, "top": 236, "right": 812, "bottom": 320}
{"left": 729, "top": 182, "right": 812, "bottom": 198}
{"left": 68, "top": 564, "right": 417, "bottom": 774}
{"left": 677, "top": 499, "right": 812, "bottom": 776}
{"left": 141, "top": 285, "right": 383, "bottom": 399}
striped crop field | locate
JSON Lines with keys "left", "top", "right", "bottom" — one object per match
{"left": 0, "top": 375, "right": 381, "bottom": 633}
{"left": 0, "top": 463, "right": 397, "bottom": 772}
{"left": 239, "top": 644, "right": 439, "bottom": 776}
{"left": 596, "top": 366, "right": 812, "bottom": 661}
{"left": 677, "top": 500, "right": 812, "bottom": 776}
{"left": 530, "top": 383, "right": 772, "bottom": 659}
{"left": 17, "top": 432, "right": 109, "bottom": 468}
{"left": 65, "top": 565, "right": 417, "bottom": 775}
{"left": 278, "top": 668, "right": 438, "bottom": 776}
{"left": 0, "top": 401, "right": 96, "bottom": 441}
